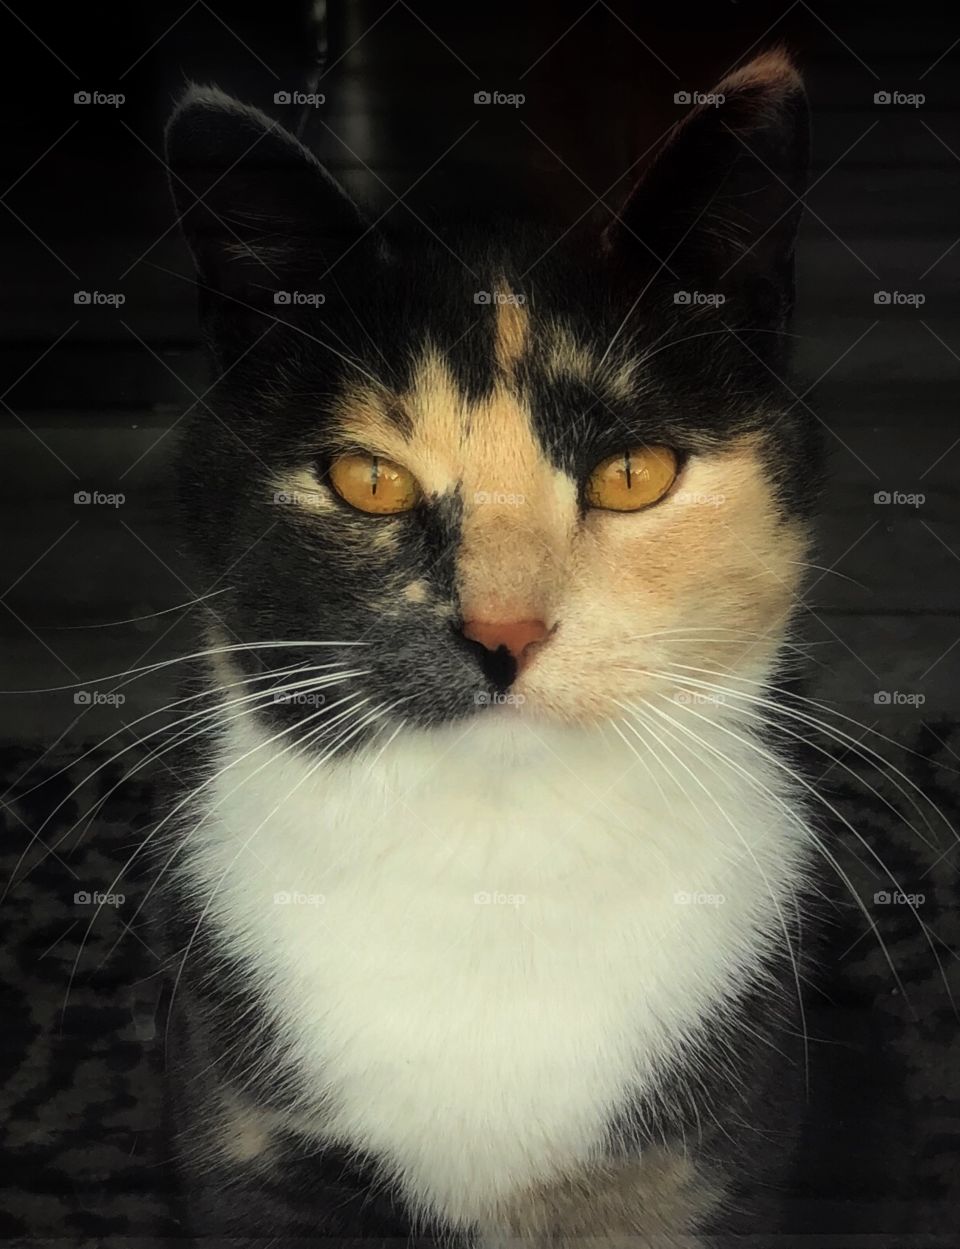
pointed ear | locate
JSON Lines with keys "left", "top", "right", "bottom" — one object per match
{"left": 164, "top": 86, "right": 382, "bottom": 308}
{"left": 604, "top": 50, "right": 809, "bottom": 326}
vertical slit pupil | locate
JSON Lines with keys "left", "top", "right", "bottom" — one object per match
{"left": 371, "top": 455, "right": 380, "bottom": 496}
{"left": 624, "top": 451, "right": 632, "bottom": 490}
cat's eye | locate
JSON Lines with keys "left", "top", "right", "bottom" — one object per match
{"left": 585, "top": 446, "right": 679, "bottom": 512}
{"left": 328, "top": 452, "right": 421, "bottom": 515}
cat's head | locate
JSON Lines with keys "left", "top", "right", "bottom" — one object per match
{"left": 166, "top": 50, "right": 817, "bottom": 741}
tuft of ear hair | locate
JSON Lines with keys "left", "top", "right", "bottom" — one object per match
{"left": 164, "top": 85, "right": 383, "bottom": 308}
{"left": 604, "top": 48, "right": 809, "bottom": 329}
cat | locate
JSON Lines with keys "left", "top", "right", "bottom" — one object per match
{"left": 158, "top": 46, "right": 819, "bottom": 1248}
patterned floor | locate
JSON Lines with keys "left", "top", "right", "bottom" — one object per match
{"left": 0, "top": 717, "right": 958, "bottom": 1246}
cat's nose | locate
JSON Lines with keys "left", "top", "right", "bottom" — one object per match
{"left": 462, "top": 619, "right": 549, "bottom": 669}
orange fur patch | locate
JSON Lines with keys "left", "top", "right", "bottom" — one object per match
{"left": 274, "top": 348, "right": 807, "bottom": 724}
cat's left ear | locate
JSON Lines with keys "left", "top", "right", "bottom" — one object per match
{"left": 165, "top": 86, "right": 383, "bottom": 305}
{"left": 604, "top": 49, "right": 809, "bottom": 326}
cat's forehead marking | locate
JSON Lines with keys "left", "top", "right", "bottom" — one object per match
{"left": 401, "top": 346, "right": 576, "bottom": 621}
{"left": 323, "top": 344, "right": 576, "bottom": 621}
{"left": 543, "top": 324, "right": 637, "bottom": 402}
{"left": 492, "top": 286, "right": 529, "bottom": 376}
{"left": 544, "top": 326, "right": 596, "bottom": 384}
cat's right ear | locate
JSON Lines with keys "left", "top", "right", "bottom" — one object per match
{"left": 165, "top": 86, "right": 384, "bottom": 306}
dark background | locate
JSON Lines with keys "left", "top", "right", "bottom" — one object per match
{"left": 0, "top": 2, "right": 958, "bottom": 1245}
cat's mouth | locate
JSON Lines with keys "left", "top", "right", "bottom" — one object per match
{"left": 457, "top": 620, "right": 557, "bottom": 712}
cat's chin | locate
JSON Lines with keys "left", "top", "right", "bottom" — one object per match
{"left": 442, "top": 698, "right": 601, "bottom": 763}
{"left": 466, "top": 687, "right": 610, "bottom": 736}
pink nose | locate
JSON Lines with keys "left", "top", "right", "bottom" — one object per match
{"left": 462, "top": 619, "right": 549, "bottom": 668}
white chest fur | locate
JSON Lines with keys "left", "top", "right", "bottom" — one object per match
{"left": 181, "top": 710, "right": 807, "bottom": 1226}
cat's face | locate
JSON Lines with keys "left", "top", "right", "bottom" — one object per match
{"left": 168, "top": 51, "right": 817, "bottom": 737}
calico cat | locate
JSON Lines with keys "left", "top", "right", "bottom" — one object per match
{"left": 159, "top": 48, "right": 818, "bottom": 1248}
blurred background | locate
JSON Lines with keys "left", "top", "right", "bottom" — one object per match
{"left": 0, "top": 2, "right": 958, "bottom": 1244}
{"left": 2, "top": 1, "right": 958, "bottom": 733}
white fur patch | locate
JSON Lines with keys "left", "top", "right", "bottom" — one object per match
{"left": 180, "top": 707, "right": 809, "bottom": 1227}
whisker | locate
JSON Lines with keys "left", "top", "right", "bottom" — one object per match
{"left": 161, "top": 694, "right": 414, "bottom": 1054}
{"left": 6, "top": 659, "right": 323, "bottom": 809}
{"left": 2, "top": 665, "right": 362, "bottom": 901}
{"left": 617, "top": 698, "right": 810, "bottom": 1092}
{"left": 92, "top": 692, "right": 380, "bottom": 983}
{"left": 642, "top": 672, "right": 943, "bottom": 857}
{"left": 635, "top": 689, "right": 956, "bottom": 1020}
{"left": 657, "top": 662, "right": 959, "bottom": 842}
{"left": 61, "top": 687, "right": 372, "bottom": 1020}
{"left": 41, "top": 588, "right": 234, "bottom": 630}
{"left": 619, "top": 694, "right": 907, "bottom": 1005}
{"left": 0, "top": 639, "right": 368, "bottom": 696}
{"left": 664, "top": 661, "right": 960, "bottom": 779}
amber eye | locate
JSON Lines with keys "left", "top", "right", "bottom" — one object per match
{"left": 328, "top": 452, "right": 421, "bottom": 515}
{"left": 585, "top": 446, "right": 679, "bottom": 512}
